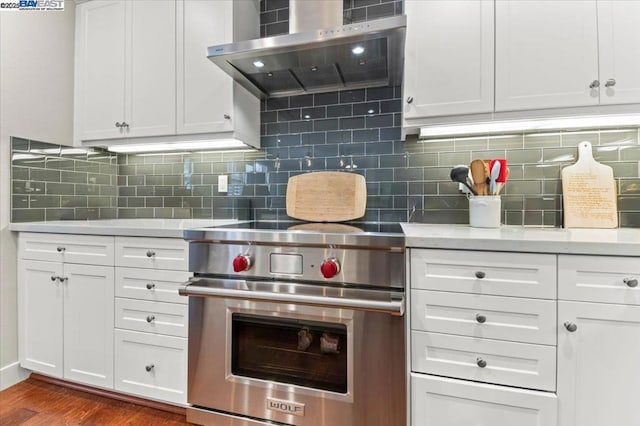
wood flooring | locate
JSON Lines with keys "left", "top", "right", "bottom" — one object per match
{"left": 0, "top": 377, "right": 191, "bottom": 425}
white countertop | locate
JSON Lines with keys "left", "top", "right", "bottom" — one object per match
{"left": 402, "top": 223, "right": 640, "bottom": 256}
{"left": 9, "top": 219, "right": 242, "bottom": 238}
{"left": 10, "top": 220, "right": 639, "bottom": 255}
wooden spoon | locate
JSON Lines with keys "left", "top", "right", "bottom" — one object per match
{"left": 470, "top": 159, "right": 487, "bottom": 196}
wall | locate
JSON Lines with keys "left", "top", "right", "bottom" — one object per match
{"left": 9, "top": 0, "right": 640, "bottom": 227}
{"left": 0, "top": 4, "right": 76, "bottom": 389}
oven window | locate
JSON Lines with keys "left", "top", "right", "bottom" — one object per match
{"left": 231, "top": 314, "right": 347, "bottom": 393}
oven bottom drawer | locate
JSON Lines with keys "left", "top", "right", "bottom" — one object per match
{"left": 411, "top": 331, "right": 556, "bottom": 391}
{"left": 114, "top": 329, "right": 187, "bottom": 405}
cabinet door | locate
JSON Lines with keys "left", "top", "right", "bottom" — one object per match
{"left": 125, "top": 0, "right": 176, "bottom": 138}
{"left": 558, "top": 301, "right": 640, "bottom": 426}
{"left": 597, "top": 1, "right": 640, "bottom": 105}
{"left": 404, "top": 0, "right": 494, "bottom": 119}
{"left": 495, "top": 1, "right": 599, "bottom": 111}
{"left": 411, "top": 374, "right": 557, "bottom": 426}
{"left": 75, "top": 0, "right": 126, "bottom": 140}
{"left": 176, "top": 0, "right": 234, "bottom": 134}
{"left": 18, "top": 260, "right": 63, "bottom": 378}
{"left": 63, "top": 263, "right": 115, "bottom": 389}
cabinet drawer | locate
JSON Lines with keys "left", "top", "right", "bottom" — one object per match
{"left": 18, "top": 232, "right": 114, "bottom": 266}
{"left": 410, "top": 249, "right": 556, "bottom": 299}
{"left": 411, "top": 331, "right": 556, "bottom": 391}
{"left": 559, "top": 255, "right": 640, "bottom": 305}
{"left": 115, "top": 237, "right": 188, "bottom": 270}
{"left": 115, "top": 298, "right": 187, "bottom": 337}
{"left": 411, "top": 373, "right": 558, "bottom": 426}
{"left": 115, "top": 267, "right": 190, "bottom": 304}
{"left": 114, "top": 329, "right": 186, "bottom": 405}
{"left": 411, "top": 290, "right": 556, "bottom": 345}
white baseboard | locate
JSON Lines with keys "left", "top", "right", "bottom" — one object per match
{"left": 0, "top": 361, "right": 31, "bottom": 391}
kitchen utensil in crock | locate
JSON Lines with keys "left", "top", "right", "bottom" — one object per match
{"left": 496, "top": 167, "right": 509, "bottom": 195}
{"left": 450, "top": 166, "right": 478, "bottom": 196}
{"left": 490, "top": 158, "right": 508, "bottom": 183}
{"left": 470, "top": 159, "right": 487, "bottom": 195}
{"left": 489, "top": 160, "right": 501, "bottom": 195}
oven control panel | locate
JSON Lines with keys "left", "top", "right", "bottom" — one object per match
{"left": 189, "top": 242, "right": 404, "bottom": 288}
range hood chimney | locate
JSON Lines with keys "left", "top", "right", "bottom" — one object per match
{"left": 207, "top": 0, "right": 406, "bottom": 99}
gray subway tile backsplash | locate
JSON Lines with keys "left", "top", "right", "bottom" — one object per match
{"left": 9, "top": 1, "right": 640, "bottom": 227}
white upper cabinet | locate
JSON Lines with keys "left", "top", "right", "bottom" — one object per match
{"left": 495, "top": 0, "right": 640, "bottom": 111}
{"left": 126, "top": 0, "right": 176, "bottom": 138}
{"left": 597, "top": 0, "right": 640, "bottom": 105}
{"left": 75, "top": 0, "right": 175, "bottom": 141}
{"left": 75, "top": 0, "right": 259, "bottom": 147}
{"left": 176, "top": 0, "right": 259, "bottom": 142}
{"left": 404, "top": 0, "right": 494, "bottom": 119}
{"left": 75, "top": 1, "right": 126, "bottom": 140}
{"left": 495, "top": 1, "right": 600, "bottom": 111}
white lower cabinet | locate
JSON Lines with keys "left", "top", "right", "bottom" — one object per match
{"left": 114, "top": 329, "right": 187, "bottom": 404}
{"left": 18, "top": 260, "right": 64, "bottom": 378}
{"left": 557, "top": 301, "right": 640, "bottom": 426}
{"left": 412, "top": 374, "right": 557, "bottom": 426}
{"left": 113, "top": 236, "right": 190, "bottom": 405}
{"left": 19, "top": 260, "right": 114, "bottom": 388}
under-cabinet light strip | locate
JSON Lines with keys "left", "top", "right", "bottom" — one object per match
{"left": 419, "top": 114, "right": 640, "bottom": 139}
{"left": 107, "top": 139, "right": 251, "bottom": 153}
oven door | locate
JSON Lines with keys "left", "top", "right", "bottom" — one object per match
{"left": 180, "top": 278, "right": 406, "bottom": 426}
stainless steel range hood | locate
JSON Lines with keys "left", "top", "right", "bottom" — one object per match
{"left": 207, "top": 0, "right": 406, "bottom": 99}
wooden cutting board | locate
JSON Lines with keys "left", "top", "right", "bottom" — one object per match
{"left": 286, "top": 172, "right": 366, "bottom": 222}
{"left": 561, "top": 141, "right": 618, "bottom": 228}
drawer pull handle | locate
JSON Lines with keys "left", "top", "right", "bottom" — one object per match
{"left": 146, "top": 315, "right": 156, "bottom": 323}
{"left": 146, "top": 283, "right": 155, "bottom": 290}
{"left": 56, "top": 246, "right": 65, "bottom": 252}
{"left": 476, "top": 357, "right": 487, "bottom": 368}
{"left": 623, "top": 278, "right": 638, "bottom": 288}
{"left": 146, "top": 250, "right": 156, "bottom": 258}
{"left": 475, "top": 271, "right": 486, "bottom": 279}
{"left": 145, "top": 364, "right": 154, "bottom": 372}
{"left": 564, "top": 321, "right": 578, "bottom": 332}
{"left": 475, "top": 314, "right": 486, "bottom": 323}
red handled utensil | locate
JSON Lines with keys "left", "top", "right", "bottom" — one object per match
{"left": 490, "top": 158, "right": 508, "bottom": 183}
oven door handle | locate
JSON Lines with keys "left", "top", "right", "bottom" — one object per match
{"left": 179, "top": 278, "right": 405, "bottom": 316}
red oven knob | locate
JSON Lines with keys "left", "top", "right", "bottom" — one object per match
{"left": 320, "top": 258, "right": 340, "bottom": 279}
{"left": 232, "top": 255, "right": 252, "bottom": 272}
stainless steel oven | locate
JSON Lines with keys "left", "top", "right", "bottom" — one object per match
{"left": 180, "top": 223, "right": 406, "bottom": 426}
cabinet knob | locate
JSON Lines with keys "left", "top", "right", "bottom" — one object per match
{"left": 605, "top": 78, "right": 616, "bottom": 87}
{"left": 623, "top": 277, "right": 638, "bottom": 288}
{"left": 476, "top": 357, "right": 487, "bottom": 368}
{"left": 121, "top": 122, "right": 129, "bottom": 129}
{"left": 223, "top": 113, "right": 231, "bottom": 119}
{"left": 59, "top": 276, "right": 68, "bottom": 282}
{"left": 51, "top": 275, "right": 58, "bottom": 282}
{"left": 146, "top": 250, "right": 156, "bottom": 258}
{"left": 406, "top": 96, "right": 413, "bottom": 104}
{"left": 115, "top": 122, "right": 123, "bottom": 128}
{"left": 589, "top": 80, "right": 600, "bottom": 89}
{"left": 475, "top": 314, "right": 487, "bottom": 324}
{"left": 56, "top": 246, "right": 65, "bottom": 252}
{"left": 475, "top": 271, "right": 486, "bottom": 279}
{"left": 564, "top": 321, "right": 578, "bottom": 332}
{"left": 146, "top": 315, "right": 155, "bottom": 323}
{"left": 145, "top": 364, "right": 155, "bottom": 372}
{"left": 146, "top": 282, "right": 155, "bottom": 290}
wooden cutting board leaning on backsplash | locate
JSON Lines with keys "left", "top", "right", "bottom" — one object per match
{"left": 286, "top": 171, "right": 366, "bottom": 222}
{"left": 561, "top": 141, "right": 618, "bottom": 228}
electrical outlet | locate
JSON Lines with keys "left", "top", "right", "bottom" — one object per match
{"left": 218, "top": 175, "right": 228, "bottom": 193}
